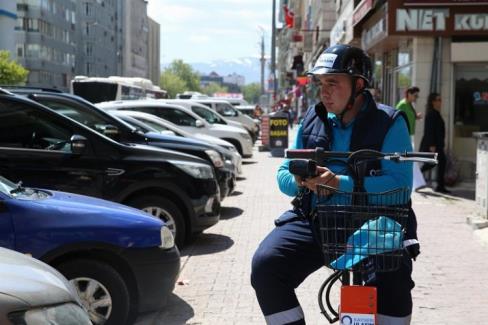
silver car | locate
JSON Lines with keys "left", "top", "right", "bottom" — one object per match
{"left": 0, "top": 247, "right": 91, "bottom": 324}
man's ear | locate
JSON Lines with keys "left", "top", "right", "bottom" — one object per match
{"left": 355, "top": 78, "right": 365, "bottom": 92}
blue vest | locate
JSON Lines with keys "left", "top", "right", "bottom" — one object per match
{"left": 301, "top": 93, "right": 405, "bottom": 176}
{"left": 298, "top": 93, "right": 417, "bottom": 240}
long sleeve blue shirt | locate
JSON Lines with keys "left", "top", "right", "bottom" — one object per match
{"left": 277, "top": 109, "right": 413, "bottom": 207}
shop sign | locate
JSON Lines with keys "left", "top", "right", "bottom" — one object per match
{"left": 353, "top": 0, "right": 373, "bottom": 26}
{"left": 361, "top": 17, "right": 386, "bottom": 50}
{"left": 404, "top": 0, "right": 488, "bottom": 5}
{"left": 389, "top": 2, "right": 488, "bottom": 35}
{"left": 269, "top": 116, "right": 289, "bottom": 149}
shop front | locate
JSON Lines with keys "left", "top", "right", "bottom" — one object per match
{"left": 354, "top": 0, "right": 488, "bottom": 180}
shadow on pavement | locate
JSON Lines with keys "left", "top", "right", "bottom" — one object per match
{"left": 242, "top": 160, "right": 258, "bottom": 165}
{"left": 180, "top": 233, "right": 234, "bottom": 257}
{"left": 220, "top": 206, "right": 243, "bottom": 219}
{"left": 135, "top": 294, "right": 194, "bottom": 325}
{"left": 229, "top": 190, "right": 243, "bottom": 196}
{"left": 416, "top": 188, "right": 474, "bottom": 201}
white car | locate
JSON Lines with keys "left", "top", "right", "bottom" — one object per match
{"left": 192, "top": 98, "right": 259, "bottom": 141}
{"left": 97, "top": 100, "right": 254, "bottom": 158}
{"left": 162, "top": 99, "right": 247, "bottom": 131}
{"left": 111, "top": 110, "right": 243, "bottom": 175}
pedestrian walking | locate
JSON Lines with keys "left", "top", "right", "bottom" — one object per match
{"left": 251, "top": 44, "right": 420, "bottom": 325}
{"left": 396, "top": 86, "right": 426, "bottom": 191}
{"left": 420, "top": 93, "right": 450, "bottom": 194}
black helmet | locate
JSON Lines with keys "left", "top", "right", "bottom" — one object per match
{"left": 308, "top": 44, "right": 372, "bottom": 86}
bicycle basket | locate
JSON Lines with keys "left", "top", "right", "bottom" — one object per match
{"left": 316, "top": 185, "right": 410, "bottom": 273}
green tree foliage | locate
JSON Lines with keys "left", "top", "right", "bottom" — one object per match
{"left": 164, "top": 59, "right": 201, "bottom": 91}
{"left": 201, "top": 82, "right": 228, "bottom": 96}
{"left": 242, "top": 82, "right": 261, "bottom": 104}
{"left": 0, "top": 51, "right": 28, "bottom": 85}
{"left": 160, "top": 70, "right": 187, "bottom": 99}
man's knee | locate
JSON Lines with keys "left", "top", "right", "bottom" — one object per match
{"left": 251, "top": 247, "right": 279, "bottom": 289}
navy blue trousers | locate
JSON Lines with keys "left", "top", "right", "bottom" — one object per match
{"left": 251, "top": 211, "right": 414, "bottom": 324}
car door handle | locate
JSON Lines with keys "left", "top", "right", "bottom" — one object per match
{"left": 106, "top": 168, "right": 125, "bottom": 176}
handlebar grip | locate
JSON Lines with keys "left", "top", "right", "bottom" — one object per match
{"left": 403, "top": 152, "right": 438, "bottom": 159}
{"left": 285, "top": 149, "right": 317, "bottom": 159}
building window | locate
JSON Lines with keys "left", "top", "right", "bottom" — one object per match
{"left": 17, "top": 4, "right": 28, "bottom": 11}
{"left": 16, "top": 44, "right": 24, "bottom": 57}
{"left": 85, "top": 2, "right": 92, "bottom": 16}
{"left": 86, "top": 43, "right": 93, "bottom": 56}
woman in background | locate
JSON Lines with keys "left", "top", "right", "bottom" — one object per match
{"left": 420, "top": 92, "right": 450, "bottom": 194}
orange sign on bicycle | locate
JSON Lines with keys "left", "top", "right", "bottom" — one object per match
{"left": 340, "top": 285, "right": 377, "bottom": 325}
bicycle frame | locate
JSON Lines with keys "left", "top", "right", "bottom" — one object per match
{"left": 286, "top": 148, "right": 437, "bottom": 324}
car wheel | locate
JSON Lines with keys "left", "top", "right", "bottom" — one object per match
{"left": 128, "top": 195, "right": 186, "bottom": 247}
{"left": 57, "top": 259, "right": 133, "bottom": 325}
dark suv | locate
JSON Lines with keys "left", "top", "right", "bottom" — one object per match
{"left": 0, "top": 89, "right": 220, "bottom": 247}
{"left": 7, "top": 88, "right": 236, "bottom": 200}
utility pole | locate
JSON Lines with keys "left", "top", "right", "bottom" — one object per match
{"left": 271, "top": 0, "right": 277, "bottom": 100}
{"left": 259, "top": 30, "right": 266, "bottom": 95}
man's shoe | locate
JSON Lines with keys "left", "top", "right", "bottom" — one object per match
{"left": 435, "top": 187, "right": 451, "bottom": 194}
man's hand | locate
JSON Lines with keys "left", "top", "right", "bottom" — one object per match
{"left": 300, "top": 166, "right": 339, "bottom": 192}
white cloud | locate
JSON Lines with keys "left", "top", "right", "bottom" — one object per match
{"left": 148, "top": 0, "right": 272, "bottom": 62}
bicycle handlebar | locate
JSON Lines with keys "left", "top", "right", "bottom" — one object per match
{"left": 285, "top": 148, "right": 438, "bottom": 165}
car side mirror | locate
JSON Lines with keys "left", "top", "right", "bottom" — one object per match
{"left": 195, "top": 120, "right": 204, "bottom": 128}
{"left": 161, "top": 130, "right": 176, "bottom": 136}
{"left": 103, "top": 124, "right": 119, "bottom": 138}
{"left": 70, "top": 134, "right": 87, "bottom": 155}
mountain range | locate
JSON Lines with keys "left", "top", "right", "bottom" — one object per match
{"left": 162, "top": 57, "right": 267, "bottom": 85}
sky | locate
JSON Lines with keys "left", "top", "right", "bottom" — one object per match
{"left": 146, "top": 0, "right": 273, "bottom": 64}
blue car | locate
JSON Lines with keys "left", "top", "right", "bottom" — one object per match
{"left": 0, "top": 176, "right": 180, "bottom": 325}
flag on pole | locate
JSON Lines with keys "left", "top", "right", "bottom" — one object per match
{"left": 283, "top": 5, "right": 294, "bottom": 28}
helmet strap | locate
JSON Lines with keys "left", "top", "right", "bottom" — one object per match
{"left": 338, "top": 76, "right": 360, "bottom": 127}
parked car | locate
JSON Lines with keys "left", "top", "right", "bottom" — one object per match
{"left": 192, "top": 98, "right": 259, "bottom": 142}
{"left": 0, "top": 247, "right": 91, "bottom": 324}
{"left": 0, "top": 88, "right": 220, "bottom": 247}
{"left": 163, "top": 99, "right": 247, "bottom": 131}
{"left": 111, "top": 110, "right": 243, "bottom": 176}
{"left": 0, "top": 175, "right": 179, "bottom": 325}
{"left": 7, "top": 88, "right": 235, "bottom": 201}
{"left": 97, "top": 100, "right": 254, "bottom": 158}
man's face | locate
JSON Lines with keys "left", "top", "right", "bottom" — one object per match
{"left": 407, "top": 91, "right": 419, "bottom": 103}
{"left": 317, "top": 74, "right": 352, "bottom": 115}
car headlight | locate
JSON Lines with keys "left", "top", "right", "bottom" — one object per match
{"left": 225, "top": 145, "right": 237, "bottom": 152}
{"left": 160, "top": 226, "right": 175, "bottom": 249}
{"left": 205, "top": 149, "right": 224, "bottom": 168}
{"left": 172, "top": 161, "right": 215, "bottom": 179}
{"left": 241, "top": 132, "right": 252, "bottom": 141}
{"left": 9, "top": 303, "right": 92, "bottom": 325}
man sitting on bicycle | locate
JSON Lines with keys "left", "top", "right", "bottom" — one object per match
{"left": 251, "top": 44, "right": 418, "bottom": 325}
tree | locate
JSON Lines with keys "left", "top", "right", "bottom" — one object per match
{"left": 0, "top": 51, "right": 28, "bottom": 85}
{"left": 164, "top": 59, "right": 201, "bottom": 91}
{"left": 201, "top": 82, "right": 228, "bottom": 97}
{"left": 242, "top": 82, "right": 261, "bottom": 104}
{"left": 160, "top": 70, "right": 187, "bottom": 99}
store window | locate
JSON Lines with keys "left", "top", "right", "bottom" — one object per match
{"left": 393, "top": 45, "right": 413, "bottom": 105}
{"left": 454, "top": 63, "right": 488, "bottom": 137}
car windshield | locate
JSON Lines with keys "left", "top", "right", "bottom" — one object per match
{"left": 191, "top": 106, "right": 226, "bottom": 124}
{"left": 0, "top": 176, "right": 16, "bottom": 195}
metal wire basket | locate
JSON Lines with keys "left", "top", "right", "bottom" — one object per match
{"left": 316, "top": 185, "right": 410, "bottom": 273}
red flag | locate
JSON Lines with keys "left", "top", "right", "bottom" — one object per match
{"left": 283, "top": 5, "right": 294, "bottom": 28}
